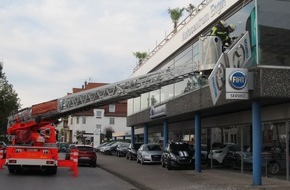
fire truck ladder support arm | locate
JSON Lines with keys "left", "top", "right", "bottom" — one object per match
{"left": 57, "top": 63, "right": 202, "bottom": 114}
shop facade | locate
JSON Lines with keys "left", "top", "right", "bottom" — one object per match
{"left": 127, "top": 0, "right": 290, "bottom": 184}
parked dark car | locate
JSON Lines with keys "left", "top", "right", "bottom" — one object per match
{"left": 66, "top": 145, "right": 97, "bottom": 167}
{"left": 95, "top": 141, "right": 112, "bottom": 152}
{"left": 103, "top": 141, "right": 122, "bottom": 155}
{"left": 98, "top": 141, "right": 117, "bottom": 153}
{"left": 126, "top": 142, "right": 143, "bottom": 160}
{"left": 161, "top": 142, "right": 194, "bottom": 170}
{"left": 137, "top": 143, "right": 163, "bottom": 165}
{"left": 116, "top": 142, "right": 130, "bottom": 157}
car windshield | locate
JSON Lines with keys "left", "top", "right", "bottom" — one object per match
{"left": 133, "top": 143, "right": 142, "bottom": 150}
{"left": 77, "top": 146, "right": 94, "bottom": 151}
{"left": 228, "top": 145, "right": 241, "bottom": 151}
{"left": 170, "top": 144, "right": 190, "bottom": 152}
{"left": 146, "top": 145, "right": 161, "bottom": 151}
{"left": 120, "top": 143, "right": 130, "bottom": 147}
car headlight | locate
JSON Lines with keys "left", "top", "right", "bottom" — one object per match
{"left": 143, "top": 154, "right": 150, "bottom": 159}
{"left": 170, "top": 153, "right": 177, "bottom": 161}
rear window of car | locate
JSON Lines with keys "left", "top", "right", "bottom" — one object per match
{"left": 76, "top": 146, "right": 94, "bottom": 151}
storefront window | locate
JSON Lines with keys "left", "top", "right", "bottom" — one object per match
{"left": 257, "top": 0, "right": 290, "bottom": 66}
{"left": 140, "top": 92, "right": 150, "bottom": 110}
{"left": 133, "top": 97, "right": 141, "bottom": 113}
{"left": 161, "top": 84, "right": 174, "bottom": 102}
{"left": 149, "top": 90, "right": 160, "bottom": 106}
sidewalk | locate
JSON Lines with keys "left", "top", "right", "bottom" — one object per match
{"left": 96, "top": 153, "right": 290, "bottom": 190}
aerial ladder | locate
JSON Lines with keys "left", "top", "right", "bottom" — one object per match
{"left": 0, "top": 63, "right": 204, "bottom": 176}
{"left": 0, "top": 31, "right": 251, "bottom": 176}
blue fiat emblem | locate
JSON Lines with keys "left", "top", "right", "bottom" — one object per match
{"left": 229, "top": 71, "right": 247, "bottom": 90}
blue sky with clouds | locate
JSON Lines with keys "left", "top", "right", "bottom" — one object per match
{"left": 0, "top": 0, "right": 202, "bottom": 108}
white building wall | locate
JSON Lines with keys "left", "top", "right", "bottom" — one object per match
{"left": 68, "top": 108, "right": 127, "bottom": 142}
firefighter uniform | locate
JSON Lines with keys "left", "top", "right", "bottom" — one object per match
{"left": 211, "top": 21, "right": 235, "bottom": 50}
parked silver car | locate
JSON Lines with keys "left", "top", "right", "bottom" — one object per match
{"left": 136, "top": 143, "right": 163, "bottom": 165}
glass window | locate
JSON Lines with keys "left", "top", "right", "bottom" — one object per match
{"left": 161, "top": 84, "right": 174, "bottom": 102}
{"left": 141, "top": 92, "right": 150, "bottom": 110}
{"left": 174, "top": 80, "right": 188, "bottom": 96}
{"left": 257, "top": 0, "right": 290, "bottom": 66}
{"left": 82, "top": 117, "right": 86, "bottom": 124}
{"left": 175, "top": 46, "right": 193, "bottom": 67}
{"left": 109, "top": 118, "right": 115, "bottom": 125}
{"left": 149, "top": 90, "right": 160, "bottom": 106}
{"left": 76, "top": 117, "right": 79, "bottom": 124}
{"left": 133, "top": 96, "right": 141, "bottom": 113}
{"left": 175, "top": 45, "right": 192, "bottom": 66}
{"left": 127, "top": 99, "right": 134, "bottom": 116}
{"left": 109, "top": 104, "right": 115, "bottom": 112}
{"left": 96, "top": 111, "right": 102, "bottom": 118}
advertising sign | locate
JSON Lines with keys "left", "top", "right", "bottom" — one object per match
{"left": 226, "top": 68, "right": 249, "bottom": 99}
{"left": 226, "top": 32, "right": 252, "bottom": 68}
{"left": 150, "top": 104, "right": 167, "bottom": 119}
{"left": 208, "top": 53, "right": 227, "bottom": 105}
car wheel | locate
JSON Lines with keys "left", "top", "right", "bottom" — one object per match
{"left": 141, "top": 157, "right": 145, "bottom": 165}
{"left": 167, "top": 160, "right": 172, "bottom": 170}
{"left": 268, "top": 161, "right": 280, "bottom": 175}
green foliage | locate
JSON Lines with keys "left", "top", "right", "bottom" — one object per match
{"left": 0, "top": 62, "right": 20, "bottom": 140}
{"left": 104, "top": 126, "right": 114, "bottom": 141}
{"left": 133, "top": 51, "right": 148, "bottom": 64}
{"left": 168, "top": 8, "right": 184, "bottom": 29}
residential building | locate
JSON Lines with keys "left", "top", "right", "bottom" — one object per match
{"left": 63, "top": 82, "right": 127, "bottom": 146}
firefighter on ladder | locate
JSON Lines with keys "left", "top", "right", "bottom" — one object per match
{"left": 211, "top": 20, "right": 235, "bottom": 52}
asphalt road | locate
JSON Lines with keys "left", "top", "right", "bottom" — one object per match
{"left": 0, "top": 166, "right": 139, "bottom": 190}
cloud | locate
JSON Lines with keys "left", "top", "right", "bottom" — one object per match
{"left": 0, "top": 0, "right": 202, "bottom": 108}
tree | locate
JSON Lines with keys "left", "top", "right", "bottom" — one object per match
{"left": 168, "top": 7, "right": 184, "bottom": 31}
{"left": 104, "top": 126, "right": 114, "bottom": 141}
{"left": 0, "top": 61, "right": 20, "bottom": 141}
{"left": 133, "top": 51, "right": 148, "bottom": 65}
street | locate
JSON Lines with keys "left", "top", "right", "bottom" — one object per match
{"left": 0, "top": 166, "right": 138, "bottom": 190}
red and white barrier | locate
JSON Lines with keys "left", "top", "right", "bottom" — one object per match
{"left": 58, "top": 149, "right": 78, "bottom": 177}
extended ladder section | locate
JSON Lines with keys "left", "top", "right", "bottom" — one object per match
{"left": 8, "top": 32, "right": 251, "bottom": 124}
{"left": 57, "top": 63, "right": 203, "bottom": 114}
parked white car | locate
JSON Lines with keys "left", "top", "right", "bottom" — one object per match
{"left": 208, "top": 143, "right": 241, "bottom": 165}
{"left": 136, "top": 143, "right": 163, "bottom": 165}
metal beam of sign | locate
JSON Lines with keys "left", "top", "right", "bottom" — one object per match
{"left": 57, "top": 63, "right": 200, "bottom": 113}
{"left": 208, "top": 53, "right": 226, "bottom": 105}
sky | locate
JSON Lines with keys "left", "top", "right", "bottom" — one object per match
{"left": 0, "top": 0, "right": 203, "bottom": 108}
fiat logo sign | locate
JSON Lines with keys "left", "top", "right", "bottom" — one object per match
{"left": 229, "top": 71, "right": 247, "bottom": 90}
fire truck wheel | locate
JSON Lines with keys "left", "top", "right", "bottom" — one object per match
{"left": 45, "top": 166, "right": 57, "bottom": 175}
